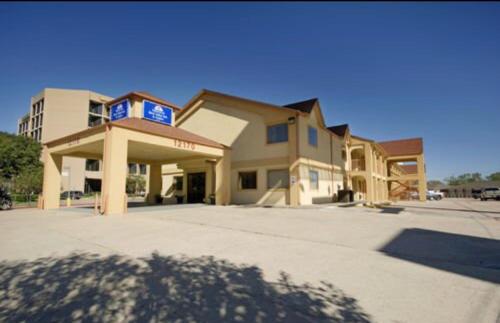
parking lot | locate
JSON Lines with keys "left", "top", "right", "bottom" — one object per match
{"left": 0, "top": 199, "right": 499, "bottom": 322}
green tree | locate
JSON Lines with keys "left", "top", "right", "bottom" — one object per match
{"left": 486, "top": 172, "right": 500, "bottom": 181}
{"left": 13, "top": 167, "right": 43, "bottom": 200}
{"left": 0, "top": 132, "right": 42, "bottom": 180}
{"left": 445, "top": 173, "right": 483, "bottom": 186}
{"left": 126, "top": 175, "right": 146, "bottom": 195}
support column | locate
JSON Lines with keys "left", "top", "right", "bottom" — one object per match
{"left": 215, "top": 149, "right": 231, "bottom": 205}
{"left": 288, "top": 115, "right": 300, "bottom": 206}
{"left": 364, "top": 144, "right": 375, "bottom": 204}
{"left": 41, "top": 148, "right": 62, "bottom": 210}
{"left": 147, "top": 164, "right": 163, "bottom": 204}
{"left": 101, "top": 126, "right": 128, "bottom": 215}
{"left": 205, "top": 162, "right": 215, "bottom": 204}
{"left": 417, "top": 154, "right": 427, "bottom": 202}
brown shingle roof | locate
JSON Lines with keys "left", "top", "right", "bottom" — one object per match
{"left": 378, "top": 138, "right": 423, "bottom": 156}
{"left": 283, "top": 98, "right": 318, "bottom": 113}
{"left": 106, "top": 91, "right": 182, "bottom": 111}
{"left": 45, "top": 117, "right": 226, "bottom": 150}
{"left": 112, "top": 118, "right": 225, "bottom": 149}
{"left": 177, "top": 89, "right": 310, "bottom": 119}
{"left": 400, "top": 164, "right": 418, "bottom": 174}
{"left": 327, "top": 124, "right": 349, "bottom": 137}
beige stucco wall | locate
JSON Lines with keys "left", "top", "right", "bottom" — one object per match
{"left": 298, "top": 108, "right": 332, "bottom": 165}
{"left": 178, "top": 99, "right": 295, "bottom": 205}
{"left": 177, "top": 97, "right": 350, "bottom": 206}
{"left": 230, "top": 164, "right": 289, "bottom": 206}
{"left": 179, "top": 100, "right": 292, "bottom": 162}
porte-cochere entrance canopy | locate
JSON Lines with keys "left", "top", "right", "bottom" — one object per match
{"left": 41, "top": 117, "right": 230, "bottom": 215}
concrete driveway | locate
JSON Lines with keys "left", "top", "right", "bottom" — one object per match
{"left": 0, "top": 199, "right": 499, "bottom": 322}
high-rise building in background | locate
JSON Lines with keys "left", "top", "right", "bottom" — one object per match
{"left": 17, "top": 88, "right": 148, "bottom": 193}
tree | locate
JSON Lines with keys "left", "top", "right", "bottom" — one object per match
{"left": 427, "top": 180, "right": 444, "bottom": 189}
{"left": 444, "top": 173, "right": 483, "bottom": 186}
{"left": 486, "top": 172, "right": 500, "bottom": 182}
{"left": 0, "top": 132, "right": 42, "bottom": 180}
{"left": 126, "top": 175, "right": 146, "bottom": 195}
{"left": 13, "top": 167, "right": 43, "bottom": 200}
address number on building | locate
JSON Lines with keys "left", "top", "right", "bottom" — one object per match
{"left": 174, "top": 139, "right": 196, "bottom": 150}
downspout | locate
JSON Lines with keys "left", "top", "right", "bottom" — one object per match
{"left": 330, "top": 133, "right": 334, "bottom": 201}
{"left": 296, "top": 112, "right": 300, "bottom": 158}
{"left": 99, "top": 123, "right": 111, "bottom": 215}
{"left": 295, "top": 112, "right": 300, "bottom": 206}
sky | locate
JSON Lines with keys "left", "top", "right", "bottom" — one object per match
{"left": 0, "top": 2, "right": 499, "bottom": 181}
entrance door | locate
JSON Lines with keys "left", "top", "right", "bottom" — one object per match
{"left": 187, "top": 172, "right": 206, "bottom": 203}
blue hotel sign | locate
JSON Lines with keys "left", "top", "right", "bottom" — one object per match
{"left": 110, "top": 100, "right": 130, "bottom": 121}
{"left": 143, "top": 100, "right": 172, "bottom": 125}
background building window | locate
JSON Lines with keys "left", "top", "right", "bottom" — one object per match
{"left": 174, "top": 176, "right": 183, "bottom": 190}
{"left": 267, "top": 123, "right": 288, "bottom": 143}
{"left": 85, "top": 159, "right": 100, "bottom": 171}
{"left": 139, "top": 164, "right": 147, "bottom": 175}
{"left": 309, "top": 170, "right": 319, "bottom": 190}
{"left": 239, "top": 171, "right": 257, "bottom": 189}
{"left": 89, "top": 101, "right": 103, "bottom": 115}
{"left": 128, "top": 163, "right": 138, "bottom": 174}
{"left": 267, "top": 169, "right": 289, "bottom": 189}
{"left": 308, "top": 126, "right": 318, "bottom": 146}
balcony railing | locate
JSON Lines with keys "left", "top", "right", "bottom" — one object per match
{"left": 351, "top": 158, "right": 366, "bottom": 171}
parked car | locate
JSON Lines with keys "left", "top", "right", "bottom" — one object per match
{"left": 427, "top": 190, "right": 444, "bottom": 200}
{"left": 471, "top": 189, "right": 482, "bottom": 199}
{"left": 0, "top": 188, "right": 13, "bottom": 210}
{"left": 60, "top": 191, "right": 84, "bottom": 200}
{"left": 480, "top": 187, "right": 500, "bottom": 201}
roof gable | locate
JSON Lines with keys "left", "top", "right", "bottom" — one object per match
{"left": 283, "top": 98, "right": 318, "bottom": 114}
{"left": 327, "top": 124, "right": 349, "bottom": 137}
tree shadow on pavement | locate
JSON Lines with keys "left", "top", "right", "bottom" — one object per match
{"left": 393, "top": 204, "right": 500, "bottom": 215}
{"left": 379, "top": 228, "right": 500, "bottom": 283}
{"left": 378, "top": 207, "right": 405, "bottom": 214}
{"left": 0, "top": 253, "right": 371, "bottom": 322}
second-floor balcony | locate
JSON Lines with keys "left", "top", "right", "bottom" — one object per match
{"left": 351, "top": 158, "right": 366, "bottom": 171}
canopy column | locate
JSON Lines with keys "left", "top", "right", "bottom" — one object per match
{"left": 147, "top": 164, "right": 163, "bottom": 204}
{"left": 41, "top": 148, "right": 62, "bottom": 210}
{"left": 215, "top": 149, "right": 231, "bottom": 205}
{"left": 101, "top": 126, "right": 128, "bottom": 215}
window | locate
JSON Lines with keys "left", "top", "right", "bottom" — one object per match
{"left": 239, "top": 171, "right": 257, "bottom": 189}
{"left": 85, "top": 159, "right": 100, "bottom": 171}
{"left": 308, "top": 126, "right": 318, "bottom": 146}
{"left": 89, "top": 101, "right": 103, "bottom": 115}
{"left": 128, "top": 163, "right": 138, "bottom": 174}
{"left": 139, "top": 164, "right": 147, "bottom": 175}
{"left": 174, "top": 176, "right": 183, "bottom": 190}
{"left": 309, "top": 170, "right": 319, "bottom": 190}
{"left": 267, "top": 169, "right": 289, "bottom": 189}
{"left": 267, "top": 123, "right": 288, "bottom": 144}
{"left": 341, "top": 149, "right": 347, "bottom": 161}
{"left": 88, "top": 115, "right": 102, "bottom": 127}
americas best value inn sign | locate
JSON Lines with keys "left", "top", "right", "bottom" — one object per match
{"left": 110, "top": 99, "right": 173, "bottom": 126}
